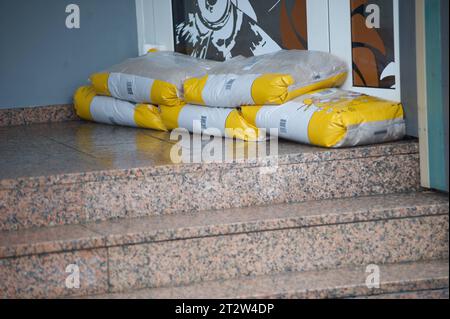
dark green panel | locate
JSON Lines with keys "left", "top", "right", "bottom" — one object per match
{"left": 425, "top": 0, "right": 448, "bottom": 191}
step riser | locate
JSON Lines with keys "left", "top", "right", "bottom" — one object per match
{"left": 354, "top": 288, "right": 449, "bottom": 299}
{"left": 2, "top": 214, "right": 446, "bottom": 298}
{"left": 91, "top": 281, "right": 450, "bottom": 299}
{"left": 1, "top": 153, "right": 420, "bottom": 231}
{"left": 0, "top": 104, "right": 76, "bottom": 127}
{"left": 0, "top": 248, "right": 108, "bottom": 299}
{"left": 88, "top": 260, "right": 449, "bottom": 299}
{"left": 107, "top": 215, "right": 448, "bottom": 293}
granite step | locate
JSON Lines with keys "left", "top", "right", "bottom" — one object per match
{"left": 353, "top": 288, "right": 449, "bottom": 299}
{"left": 84, "top": 259, "right": 449, "bottom": 299}
{"left": 0, "top": 191, "right": 447, "bottom": 298}
{"left": 0, "top": 122, "right": 420, "bottom": 231}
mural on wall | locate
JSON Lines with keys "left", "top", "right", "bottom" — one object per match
{"left": 351, "top": 0, "right": 396, "bottom": 89}
{"left": 172, "top": 0, "right": 308, "bottom": 61}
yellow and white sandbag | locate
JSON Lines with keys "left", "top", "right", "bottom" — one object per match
{"left": 90, "top": 51, "right": 217, "bottom": 106}
{"left": 184, "top": 50, "right": 347, "bottom": 108}
{"left": 160, "top": 104, "right": 264, "bottom": 142}
{"left": 74, "top": 86, "right": 167, "bottom": 131}
{"left": 240, "top": 88, "right": 405, "bottom": 148}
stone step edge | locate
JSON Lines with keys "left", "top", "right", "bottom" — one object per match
{"left": 0, "top": 104, "right": 77, "bottom": 128}
{"left": 351, "top": 288, "right": 449, "bottom": 299}
{"left": 81, "top": 259, "right": 450, "bottom": 299}
{"left": 1, "top": 192, "right": 447, "bottom": 259}
{"left": 0, "top": 140, "right": 418, "bottom": 190}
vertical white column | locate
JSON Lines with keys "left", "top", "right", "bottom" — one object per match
{"left": 135, "top": 0, "right": 146, "bottom": 55}
{"left": 329, "top": 0, "right": 353, "bottom": 90}
{"left": 415, "top": 0, "right": 430, "bottom": 188}
{"left": 136, "top": 0, "right": 174, "bottom": 54}
{"left": 306, "top": 0, "right": 330, "bottom": 52}
{"left": 153, "top": 0, "right": 174, "bottom": 51}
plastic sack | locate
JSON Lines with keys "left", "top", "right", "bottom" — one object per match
{"left": 240, "top": 88, "right": 405, "bottom": 148}
{"left": 184, "top": 50, "right": 347, "bottom": 108}
{"left": 90, "top": 51, "right": 218, "bottom": 106}
{"left": 160, "top": 104, "right": 264, "bottom": 142}
{"left": 74, "top": 86, "right": 167, "bottom": 131}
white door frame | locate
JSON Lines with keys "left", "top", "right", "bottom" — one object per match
{"left": 135, "top": 0, "right": 174, "bottom": 55}
{"left": 306, "top": 0, "right": 330, "bottom": 52}
{"left": 328, "top": 0, "right": 401, "bottom": 101}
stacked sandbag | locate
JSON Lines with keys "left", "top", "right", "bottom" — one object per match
{"left": 160, "top": 104, "right": 264, "bottom": 142}
{"left": 74, "top": 86, "right": 167, "bottom": 131}
{"left": 240, "top": 88, "right": 405, "bottom": 148}
{"left": 90, "top": 51, "right": 218, "bottom": 106}
{"left": 75, "top": 50, "right": 405, "bottom": 147}
{"left": 183, "top": 50, "right": 348, "bottom": 108}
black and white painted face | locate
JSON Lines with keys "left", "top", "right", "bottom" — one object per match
{"left": 196, "top": 0, "right": 232, "bottom": 29}
{"left": 175, "top": 0, "right": 282, "bottom": 60}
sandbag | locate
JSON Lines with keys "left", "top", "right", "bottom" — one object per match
{"left": 90, "top": 51, "right": 218, "bottom": 106}
{"left": 74, "top": 86, "right": 167, "bottom": 131}
{"left": 160, "top": 104, "right": 264, "bottom": 142}
{"left": 184, "top": 50, "right": 347, "bottom": 108}
{"left": 240, "top": 88, "right": 405, "bottom": 148}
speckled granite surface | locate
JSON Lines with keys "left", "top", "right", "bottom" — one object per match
{"left": 2, "top": 192, "right": 446, "bottom": 259}
{"left": 0, "top": 248, "right": 108, "bottom": 299}
{"left": 0, "top": 104, "right": 77, "bottom": 127}
{"left": 0, "top": 122, "right": 420, "bottom": 231}
{"left": 354, "top": 288, "right": 449, "bottom": 299}
{"left": 88, "top": 192, "right": 449, "bottom": 248}
{"left": 107, "top": 215, "right": 448, "bottom": 292}
{"left": 0, "top": 118, "right": 444, "bottom": 299}
{"left": 0, "top": 224, "right": 105, "bottom": 258}
{"left": 0, "top": 122, "right": 419, "bottom": 188}
{"left": 1, "top": 192, "right": 447, "bottom": 298}
{"left": 85, "top": 260, "right": 449, "bottom": 299}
